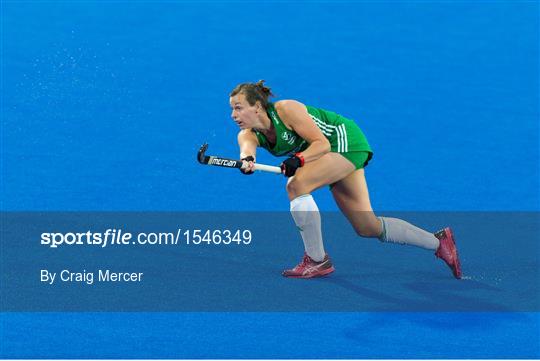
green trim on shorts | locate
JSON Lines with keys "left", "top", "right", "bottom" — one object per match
{"left": 329, "top": 151, "right": 373, "bottom": 189}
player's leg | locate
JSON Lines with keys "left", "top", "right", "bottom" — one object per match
{"left": 330, "top": 168, "right": 383, "bottom": 237}
{"left": 285, "top": 152, "right": 356, "bottom": 200}
{"left": 282, "top": 152, "right": 355, "bottom": 278}
{"left": 331, "top": 168, "right": 439, "bottom": 248}
{"left": 331, "top": 167, "right": 462, "bottom": 278}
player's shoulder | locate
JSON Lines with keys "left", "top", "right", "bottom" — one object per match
{"left": 274, "top": 99, "right": 306, "bottom": 116}
{"left": 238, "top": 128, "right": 255, "bottom": 137}
{"left": 237, "top": 129, "right": 259, "bottom": 142}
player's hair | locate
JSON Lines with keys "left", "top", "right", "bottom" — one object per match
{"left": 230, "top": 80, "right": 274, "bottom": 108}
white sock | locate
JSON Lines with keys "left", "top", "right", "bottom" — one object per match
{"left": 290, "top": 194, "right": 325, "bottom": 262}
{"left": 378, "top": 217, "right": 439, "bottom": 250}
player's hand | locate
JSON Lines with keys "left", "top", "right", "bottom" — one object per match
{"left": 280, "top": 153, "right": 304, "bottom": 177}
{"left": 240, "top": 156, "right": 255, "bottom": 175}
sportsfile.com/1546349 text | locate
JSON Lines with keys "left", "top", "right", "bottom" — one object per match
{"left": 40, "top": 229, "right": 253, "bottom": 248}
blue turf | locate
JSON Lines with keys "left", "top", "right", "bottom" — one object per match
{"left": 2, "top": 313, "right": 539, "bottom": 359}
{"left": 1, "top": 0, "right": 539, "bottom": 358}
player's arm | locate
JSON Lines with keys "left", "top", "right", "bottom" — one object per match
{"left": 237, "top": 129, "right": 259, "bottom": 174}
{"left": 276, "top": 100, "right": 330, "bottom": 163}
{"left": 237, "top": 129, "right": 259, "bottom": 159}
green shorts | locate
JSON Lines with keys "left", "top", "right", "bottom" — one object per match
{"left": 340, "top": 151, "right": 373, "bottom": 170}
{"left": 327, "top": 118, "right": 372, "bottom": 170}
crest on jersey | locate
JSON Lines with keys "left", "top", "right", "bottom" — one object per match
{"left": 281, "top": 132, "right": 297, "bottom": 145}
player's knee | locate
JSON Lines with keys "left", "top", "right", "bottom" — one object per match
{"left": 353, "top": 226, "right": 370, "bottom": 238}
{"left": 286, "top": 176, "right": 308, "bottom": 198}
{"left": 353, "top": 222, "right": 381, "bottom": 238}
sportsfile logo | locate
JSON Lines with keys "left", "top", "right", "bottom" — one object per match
{"left": 210, "top": 158, "right": 237, "bottom": 167}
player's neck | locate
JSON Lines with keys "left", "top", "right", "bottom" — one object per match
{"left": 256, "top": 112, "right": 272, "bottom": 131}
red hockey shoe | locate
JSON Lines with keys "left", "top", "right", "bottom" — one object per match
{"left": 434, "top": 227, "right": 462, "bottom": 279}
{"left": 282, "top": 253, "right": 335, "bottom": 278}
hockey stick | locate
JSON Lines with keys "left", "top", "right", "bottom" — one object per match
{"left": 197, "top": 143, "right": 282, "bottom": 174}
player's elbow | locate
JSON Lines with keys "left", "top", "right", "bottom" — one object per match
{"left": 319, "top": 138, "right": 331, "bottom": 154}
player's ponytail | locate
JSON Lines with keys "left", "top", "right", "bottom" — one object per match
{"left": 230, "top": 80, "right": 275, "bottom": 109}
{"left": 255, "top": 80, "right": 273, "bottom": 99}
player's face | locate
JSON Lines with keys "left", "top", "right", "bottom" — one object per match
{"left": 230, "top": 93, "right": 259, "bottom": 129}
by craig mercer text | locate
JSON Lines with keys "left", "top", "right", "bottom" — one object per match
{"left": 40, "top": 229, "right": 253, "bottom": 248}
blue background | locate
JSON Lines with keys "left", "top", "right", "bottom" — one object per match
{"left": 1, "top": 0, "right": 539, "bottom": 358}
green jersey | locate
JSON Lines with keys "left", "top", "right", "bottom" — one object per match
{"left": 253, "top": 102, "right": 372, "bottom": 157}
